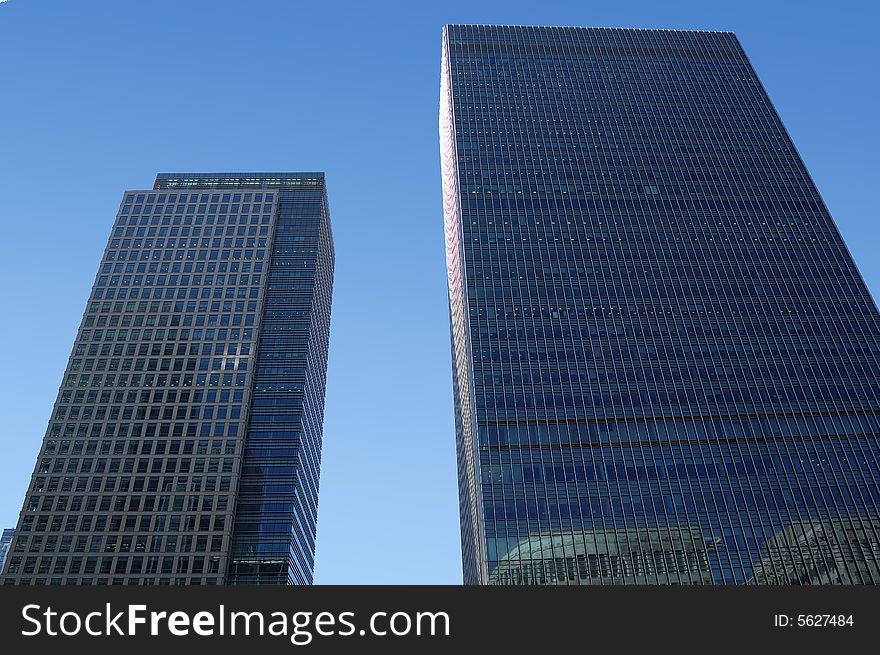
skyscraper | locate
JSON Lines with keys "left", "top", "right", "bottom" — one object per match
{"left": 440, "top": 25, "right": 880, "bottom": 585}
{"left": 0, "top": 529, "right": 13, "bottom": 574}
{"left": 1, "top": 173, "right": 334, "bottom": 585}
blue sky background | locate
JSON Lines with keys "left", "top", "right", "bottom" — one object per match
{"left": 0, "top": 0, "right": 877, "bottom": 584}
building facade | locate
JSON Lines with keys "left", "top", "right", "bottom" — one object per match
{"left": 440, "top": 25, "right": 880, "bottom": 584}
{"left": 0, "top": 529, "right": 12, "bottom": 574}
{"left": 1, "top": 173, "right": 334, "bottom": 585}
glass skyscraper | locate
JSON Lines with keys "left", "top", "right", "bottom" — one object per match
{"left": 440, "top": 25, "right": 880, "bottom": 585}
{"left": 1, "top": 173, "right": 334, "bottom": 585}
{"left": 0, "top": 529, "right": 13, "bottom": 574}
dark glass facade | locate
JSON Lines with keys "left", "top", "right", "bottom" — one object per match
{"left": 0, "top": 529, "right": 12, "bottom": 574}
{"left": 1, "top": 173, "right": 333, "bottom": 585}
{"left": 440, "top": 25, "right": 880, "bottom": 584}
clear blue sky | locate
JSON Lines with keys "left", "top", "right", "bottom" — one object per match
{"left": 0, "top": 0, "right": 877, "bottom": 584}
